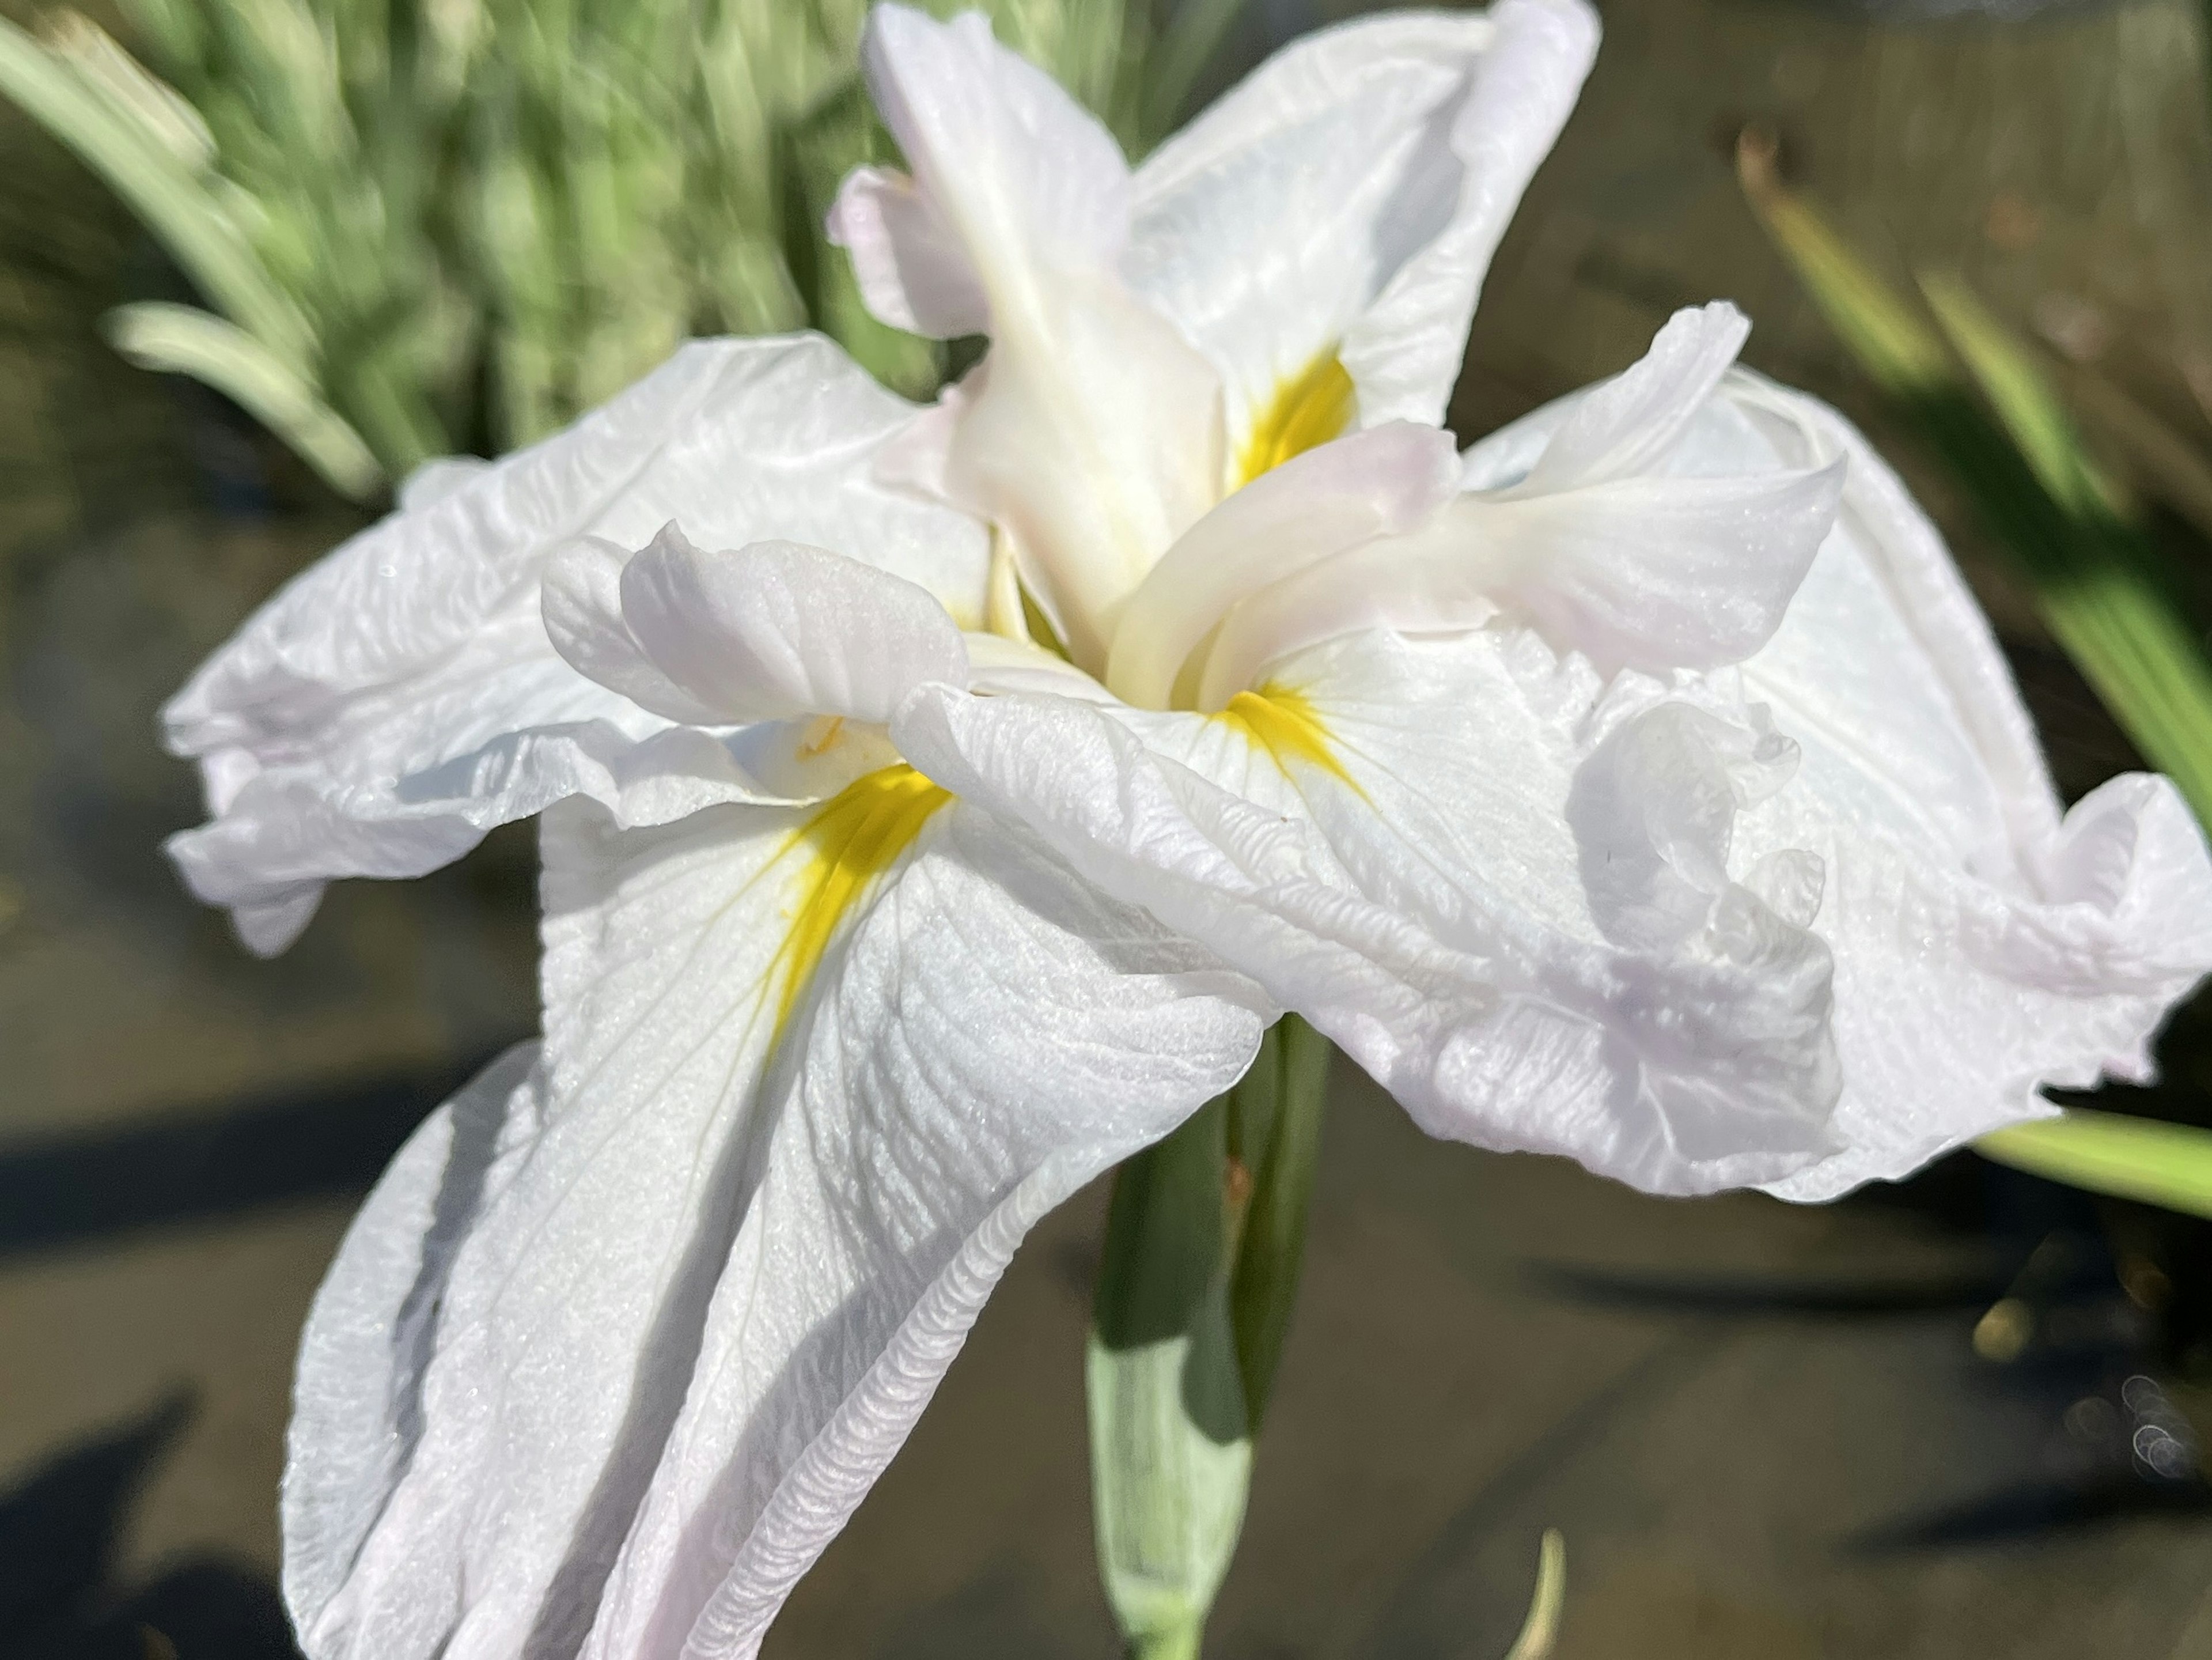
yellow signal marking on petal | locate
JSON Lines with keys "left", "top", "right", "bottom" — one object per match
{"left": 769, "top": 765, "right": 950, "bottom": 1046}
{"left": 1215, "top": 683, "right": 1362, "bottom": 795}
{"left": 1235, "top": 350, "right": 1357, "bottom": 487}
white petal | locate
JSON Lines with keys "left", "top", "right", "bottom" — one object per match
{"left": 1714, "top": 381, "right": 2212, "bottom": 1197}
{"left": 840, "top": 5, "right": 1129, "bottom": 337}
{"left": 397, "top": 455, "right": 493, "bottom": 511}
{"left": 1128, "top": 0, "right": 1597, "bottom": 444}
{"left": 549, "top": 525, "right": 971, "bottom": 726}
{"left": 1196, "top": 311, "right": 1840, "bottom": 699}
{"left": 541, "top": 536, "right": 731, "bottom": 727}
{"left": 1105, "top": 422, "right": 1462, "bottom": 709}
{"left": 283, "top": 1042, "right": 546, "bottom": 1633}
{"left": 838, "top": 4, "right": 1222, "bottom": 667}
{"left": 824, "top": 164, "right": 990, "bottom": 337}
{"left": 576, "top": 806, "right": 1264, "bottom": 1659}
{"left": 963, "top": 632, "right": 1118, "bottom": 702}
{"left": 164, "top": 334, "right": 986, "bottom": 949}
{"left": 898, "top": 630, "right": 1844, "bottom": 1196}
{"left": 283, "top": 790, "right": 1262, "bottom": 1660}
{"left": 1506, "top": 301, "right": 1752, "bottom": 492}
{"left": 1473, "top": 463, "right": 1843, "bottom": 675}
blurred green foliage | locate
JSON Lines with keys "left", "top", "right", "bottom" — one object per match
{"left": 0, "top": 0, "right": 1233, "bottom": 497}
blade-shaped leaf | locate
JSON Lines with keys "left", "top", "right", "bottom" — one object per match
{"left": 1979, "top": 1109, "right": 2212, "bottom": 1221}
{"left": 1503, "top": 1530, "right": 1567, "bottom": 1660}
{"left": 0, "top": 15, "right": 307, "bottom": 367}
{"left": 105, "top": 301, "right": 381, "bottom": 500}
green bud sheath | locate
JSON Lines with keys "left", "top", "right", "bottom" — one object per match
{"left": 1087, "top": 1018, "right": 1331, "bottom": 1660}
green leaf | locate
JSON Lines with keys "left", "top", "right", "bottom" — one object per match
{"left": 1504, "top": 1530, "right": 1568, "bottom": 1660}
{"left": 1089, "top": 1018, "right": 1331, "bottom": 1660}
{"left": 1089, "top": 1096, "right": 1252, "bottom": 1660}
{"left": 1917, "top": 272, "right": 2119, "bottom": 520}
{"left": 104, "top": 301, "right": 382, "bottom": 500}
{"left": 0, "top": 14, "right": 308, "bottom": 367}
{"left": 1736, "top": 130, "right": 1948, "bottom": 396}
{"left": 1137, "top": 0, "right": 1242, "bottom": 153}
{"left": 1978, "top": 1108, "right": 2212, "bottom": 1220}
{"left": 1227, "top": 1015, "right": 1329, "bottom": 1429}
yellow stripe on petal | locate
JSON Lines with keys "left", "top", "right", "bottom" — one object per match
{"left": 1234, "top": 351, "right": 1357, "bottom": 487}
{"left": 771, "top": 765, "right": 950, "bottom": 1045}
{"left": 1216, "top": 683, "right": 1361, "bottom": 793}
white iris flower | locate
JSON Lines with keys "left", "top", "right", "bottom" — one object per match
{"left": 161, "top": 3, "right": 2212, "bottom": 1657}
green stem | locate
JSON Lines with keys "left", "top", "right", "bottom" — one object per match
{"left": 1129, "top": 1625, "right": 1204, "bottom": 1660}
{"left": 1088, "top": 1018, "right": 1332, "bottom": 1659}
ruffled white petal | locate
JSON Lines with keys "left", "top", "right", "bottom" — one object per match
{"left": 547, "top": 526, "right": 971, "bottom": 727}
{"left": 164, "top": 333, "right": 986, "bottom": 951}
{"left": 1127, "top": 0, "right": 1598, "bottom": 445}
{"left": 1449, "top": 365, "right": 2212, "bottom": 1195}
{"left": 282, "top": 789, "right": 1263, "bottom": 1660}
{"left": 1717, "top": 383, "right": 2212, "bottom": 1196}
{"left": 898, "top": 630, "right": 1844, "bottom": 1196}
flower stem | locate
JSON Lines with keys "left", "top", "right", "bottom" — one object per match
{"left": 1088, "top": 1018, "right": 1332, "bottom": 1659}
{"left": 1128, "top": 1624, "right": 1205, "bottom": 1660}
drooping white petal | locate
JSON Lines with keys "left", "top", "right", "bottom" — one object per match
{"left": 283, "top": 786, "right": 1264, "bottom": 1660}
{"left": 1445, "top": 365, "right": 2212, "bottom": 1194}
{"left": 1713, "top": 380, "right": 2212, "bottom": 1197}
{"left": 832, "top": 3, "right": 1222, "bottom": 667}
{"left": 546, "top": 525, "right": 971, "bottom": 727}
{"left": 283, "top": 1042, "right": 547, "bottom": 1632}
{"left": 1193, "top": 307, "right": 1840, "bottom": 702}
{"left": 899, "top": 629, "right": 1844, "bottom": 1196}
{"left": 1105, "top": 422, "right": 1462, "bottom": 709}
{"left": 1127, "top": 0, "right": 1598, "bottom": 449}
{"left": 164, "top": 334, "right": 986, "bottom": 952}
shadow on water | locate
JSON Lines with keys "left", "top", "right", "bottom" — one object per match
{"left": 1524, "top": 1263, "right": 2006, "bottom": 1318}
{"left": 1850, "top": 1477, "right": 2212, "bottom": 1553}
{"left": 0, "top": 1049, "right": 516, "bottom": 1263}
{"left": 0, "top": 1392, "right": 301, "bottom": 1660}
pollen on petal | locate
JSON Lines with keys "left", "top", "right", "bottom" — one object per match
{"left": 771, "top": 765, "right": 950, "bottom": 1044}
{"left": 1215, "top": 683, "right": 1362, "bottom": 793}
{"left": 1235, "top": 351, "right": 1357, "bottom": 487}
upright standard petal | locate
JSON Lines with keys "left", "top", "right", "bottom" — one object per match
{"left": 1127, "top": 0, "right": 1598, "bottom": 460}
{"left": 283, "top": 781, "right": 1264, "bottom": 1660}
{"left": 164, "top": 332, "right": 987, "bottom": 951}
{"left": 831, "top": 4, "right": 1222, "bottom": 664}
